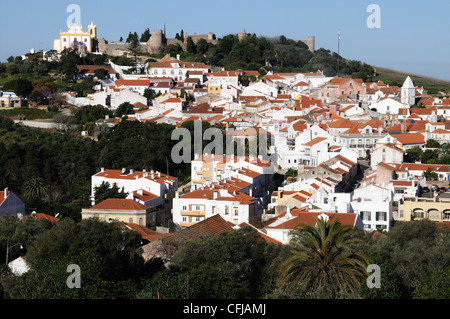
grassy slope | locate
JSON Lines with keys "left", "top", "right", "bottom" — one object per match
{"left": 372, "top": 66, "right": 450, "bottom": 95}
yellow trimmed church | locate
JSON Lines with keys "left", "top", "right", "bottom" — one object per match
{"left": 53, "top": 22, "right": 97, "bottom": 53}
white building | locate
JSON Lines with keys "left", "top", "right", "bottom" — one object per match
{"left": 370, "top": 143, "right": 405, "bottom": 171}
{"left": 370, "top": 97, "right": 408, "bottom": 116}
{"left": 172, "top": 188, "right": 259, "bottom": 227}
{"left": 148, "top": 57, "right": 209, "bottom": 82}
{"left": 90, "top": 168, "right": 178, "bottom": 222}
{"left": 264, "top": 210, "right": 363, "bottom": 245}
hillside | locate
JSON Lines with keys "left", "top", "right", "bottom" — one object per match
{"left": 373, "top": 66, "right": 450, "bottom": 95}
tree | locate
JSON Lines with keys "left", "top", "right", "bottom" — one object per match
{"left": 93, "top": 68, "right": 110, "bottom": 80}
{"left": 367, "top": 220, "right": 450, "bottom": 297}
{"left": 4, "top": 79, "right": 33, "bottom": 98}
{"left": 186, "top": 37, "right": 196, "bottom": 54}
{"left": 422, "top": 167, "right": 438, "bottom": 181}
{"left": 59, "top": 48, "right": 79, "bottom": 81}
{"left": 405, "top": 146, "right": 423, "bottom": 163}
{"left": 143, "top": 88, "right": 160, "bottom": 102}
{"left": 93, "top": 181, "right": 127, "bottom": 204}
{"left": 28, "top": 89, "right": 45, "bottom": 105}
{"left": 22, "top": 177, "right": 49, "bottom": 200}
{"left": 127, "top": 36, "right": 142, "bottom": 71}
{"left": 116, "top": 102, "right": 135, "bottom": 118}
{"left": 277, "top": 216, "right": 370, "bottom": 297}
{"left": 138, "top": 268, "right": 247, "bottom": 299}
{"left": 140, "top": 28, "right": 151, "bottom": 42}
{"left": 169, "top": 227, "right": 289, "bottom": 298}
{"left": 412, "top": 267, "right": 450, "bottom": 299}
{"left": 196, "top": 39, "right": 209, "bottom": 55}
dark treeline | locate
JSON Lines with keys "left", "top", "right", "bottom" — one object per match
{"left": 0, "top": 215, "right": 448, "bottom": 299}
{"left": 164, "top": 32, "right": 375, "bottom": 81}
{"left": 0, "top": 116, "right": 214, "bottom": 221}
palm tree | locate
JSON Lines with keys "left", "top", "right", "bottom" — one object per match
{"left": 22, "top": 177, "right": 49, "bottom": 199}
{"left": 277, "top": 216, "right": 370, "bottom": 297}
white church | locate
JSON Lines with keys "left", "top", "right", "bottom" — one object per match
{"left": 53, "top": 22, "right": 97, "bottom": 53}
{"left": 369, "top": 76, "right": 416, "bottom": 116}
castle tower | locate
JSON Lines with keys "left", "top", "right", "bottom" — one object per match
{"left": 401, "top": 76, "right": 415, "bottom": 106}
{"left": 238, "top": 29, "right": 247, "bottom": 42}
{"left": 148, "top": 30, "right": 164, "bottom": 54}
{"left": 306, "top": 36, "right": 315, "bottom": 52}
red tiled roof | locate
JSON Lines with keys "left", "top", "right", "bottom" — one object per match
{"left": 35, "top": 213, "right": 59, "bottom": 223}
{"left": 0, "top": 191, "right": 8, "bottom": 205}
{"left": 115, "top": 79, "right": 150, "bottom": 87}
{"left": 303, "top": 137, "right": 328, "bottom": 146}
{"left": 265, "top": 212, "right": 358, "bottom": 230}
{"left": 89, "top": 198, "right": 150, "bottom": 211}
{"left": 77, "top": 65, "right": 116, "bottom": 75}
{"left": 390, "top": 133, "right": 425, "bottom": 145}
{"left": 125, "top": 223, "right": 170, "bottom": 242}
{"left": 164, "top": 214, "right": 234, "bottom": 244}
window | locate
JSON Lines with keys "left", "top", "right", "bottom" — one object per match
{"left": 225, "top": 207, "right": 229, "bottom": 215}
{"left": 128, "top": 218, "right": 133, "bottom": 223}
{"left": 182, "top": 216, "right": 187, "bottom": 222}
{"left": 182, "top": 205, "right": 187, "bottom": 211}
{"left": 139, "top": 218, "right": 144, "bottom": 225}
{"left": 360, "top": 211, "right": 371, "bottom": 221}
{"left": 376, "top": 211, "right": 387, "bottom": 221}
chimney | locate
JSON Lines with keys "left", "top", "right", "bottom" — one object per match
{"left": 4, "top": 188, "right": 8, "bottom": 199}
{"left": 122, "top": 168, "right": 126, "bottom": 174}
{"left": 101, "top": 167, "right": 105, "bottom": 172}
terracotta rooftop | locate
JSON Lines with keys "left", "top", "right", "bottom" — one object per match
{"left": 163, "top": 214, "right": 234, "bottom": 245}
{"left": 89, "top": 198, "right": 150, "bottom": 211}
{"left": 265, "top": 211, "right": 358, "bottom": 230}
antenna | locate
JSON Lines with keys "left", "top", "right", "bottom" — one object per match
{"left": 337, "top": 29, "right": 341, "bottom": 77}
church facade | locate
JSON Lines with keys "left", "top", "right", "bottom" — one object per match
{"left": 53, "top": 22, "right": 97, "bottom": 53}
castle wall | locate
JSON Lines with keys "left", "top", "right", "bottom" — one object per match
{"left": 98, "top": 30, "right": 314, "bottom": 57}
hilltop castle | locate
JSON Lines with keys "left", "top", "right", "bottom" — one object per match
{"left": 53, "top": 23, "right": 315, "bottom": 57}
{"left": 97, "top": 29, "right": 219, "bottom": 57}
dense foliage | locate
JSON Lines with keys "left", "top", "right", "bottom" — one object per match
{"left": 169, "top": 33, "right": 375, "bottom": 81}
{"left": 0, "top": 116, "right": 202, "bottom": 221}
{"left": 1, "top": 216, "right": 448, "bottom": 299}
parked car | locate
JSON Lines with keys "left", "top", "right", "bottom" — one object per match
{"left": 440, "top": 187, "right": 447, "bottom": 193}
{"left": 422, "top": 187, "right": 430, "bottom": 193}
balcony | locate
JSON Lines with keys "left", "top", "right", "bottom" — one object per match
{"left": 180, "top": 210, "right": 205, "bottom": 217}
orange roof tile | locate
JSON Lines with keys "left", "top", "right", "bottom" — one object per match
{"left": 89, "top": 198, "right": 150, "bottom": 211}
{"left": 303, "top": 137, "right": 328, "bottom": 146}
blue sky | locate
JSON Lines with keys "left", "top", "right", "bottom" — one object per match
{"left": 1, "top": 0, "right": 449, "bottom": 80}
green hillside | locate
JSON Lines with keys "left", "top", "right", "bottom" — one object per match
{"left": 372, "top": 66, "right": 450, "bottom": 95}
